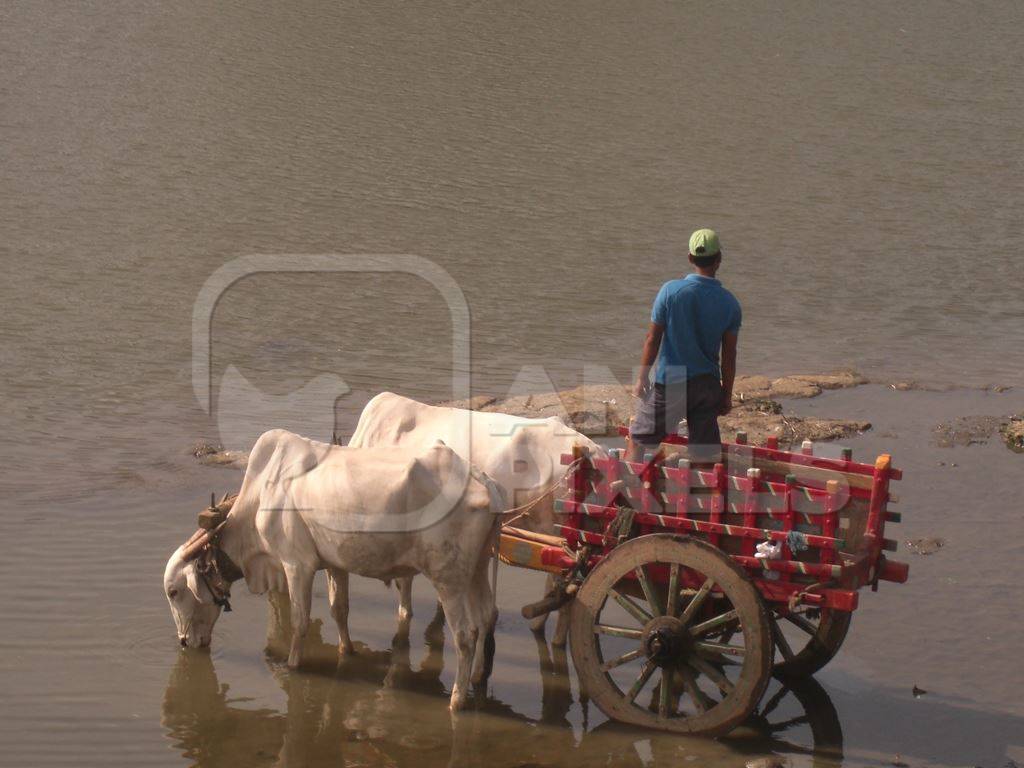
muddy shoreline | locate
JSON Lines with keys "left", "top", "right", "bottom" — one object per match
{"left": 445, "top": 371, "right": 1022, "bottom": 453}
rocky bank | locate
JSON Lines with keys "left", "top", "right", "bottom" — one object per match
{"left": 444, "top": 370, "right": 871, "bottom": 447}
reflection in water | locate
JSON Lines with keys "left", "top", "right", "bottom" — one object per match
{"left": 732, "top": 676, "right": 844, "bottom": 765}
{"left": 162, "top": 592, "right": 843, "bottom": 767}
{"left": 162, "top": 651, "right": 285, "bottom": 766}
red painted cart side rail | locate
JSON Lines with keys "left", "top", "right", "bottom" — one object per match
{"left": 556, "top": 499, "right": 846, "bottom": 552}
{"left": 556, "top": 500, "right": 847, "bottom": 581}
{"left": 535, "top": 539, "right": 861, "bottom": 612}
{"left": 616, "top": 426, "right": 903, "bottom": 480}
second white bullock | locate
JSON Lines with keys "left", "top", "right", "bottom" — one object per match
{"left": 347, "top": 392, "right": 605, "bottom": 644}
{"left": 164, "top": 429, "right": 503, "bottom": 710}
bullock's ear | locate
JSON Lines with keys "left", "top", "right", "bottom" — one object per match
{"left": 185, "top": 564, "right": 206, "bottom": 603}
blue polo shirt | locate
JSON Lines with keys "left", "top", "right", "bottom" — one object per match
{"left": 651, "top": 274, "right": 742, "bottom": 384}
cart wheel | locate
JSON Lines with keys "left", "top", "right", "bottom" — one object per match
{"left": 569, "top": 534, "right": 773, "bottom": 736}
{"left": 770, "top": 607, "right": 852, "bottom": 678}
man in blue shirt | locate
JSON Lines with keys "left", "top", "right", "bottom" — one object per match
{"left": 627, "top": 228, "right": 742, "bottom": 462}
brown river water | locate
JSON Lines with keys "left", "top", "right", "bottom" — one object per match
{"left": 2, "top": 2, "right": 1023, "bottom": 766}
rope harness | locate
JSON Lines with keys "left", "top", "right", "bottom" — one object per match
{"left": 195, "top": 544, "right": 242, "bottom": 611}
{"left": 498, "top": 457, "right": 586, "bottom": 528}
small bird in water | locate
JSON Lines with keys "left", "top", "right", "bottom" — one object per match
{"left": 912, "top": 685, "right": 927, "bottom": 698}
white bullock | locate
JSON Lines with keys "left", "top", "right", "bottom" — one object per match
{"left": 164, "top": 429, "right": 503, "bottom": 710}
{"left": 346, "top": 392, "right": 604, "bottom": 645}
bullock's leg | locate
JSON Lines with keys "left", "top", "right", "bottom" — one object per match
{"left": 396, "top": 576, "right": 414, "bottom": 640}
{"left": 326, "top": 568, "right": 355, "bottom": 655}
{"left": 469, "top": 555, "right": 498, "bottom": 686}
{"left": 436, "top": 588, "right": 477, "bottom": 711}
{"left": 283, "top": 565, "right": 315, "bottom": 669}
{"left": 265, "top": 589, "right": 291, "bottom": 649}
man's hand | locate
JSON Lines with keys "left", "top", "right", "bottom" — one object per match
{"left": 718, "top": 390, "right": 733, "bottom": 416}
{"left": 634, "top": 323, "right": 664, "bottom": 400}
{"left": 720, "top": 332, "right": 738, "bottom": 417}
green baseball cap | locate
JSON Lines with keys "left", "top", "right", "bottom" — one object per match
{"left": 689, "top": 228, "right": 721, "bottom": 258}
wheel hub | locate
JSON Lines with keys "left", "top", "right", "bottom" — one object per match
{"left": 642, "top": 616, "right": 688, "bottom": 666}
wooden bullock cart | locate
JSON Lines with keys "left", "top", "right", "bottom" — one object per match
{"left": 499, "top": 432, "right": 909, "bottom": 735}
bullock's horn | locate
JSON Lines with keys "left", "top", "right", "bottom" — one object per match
{"left": 182, "top": 528, "right": 207, "bottom": 550}
{"left": 180, "top": 529, "right": 211, "bottom": 561}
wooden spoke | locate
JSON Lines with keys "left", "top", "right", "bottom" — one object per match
{"left": 625, "top": 660, "right": 658, "bottom": 703}
{"left": 758, "top": 685, "right": 791, "bottom": 720}
{"left": 772, "top": 617, "right": 795, "bottom": 661}
{"left": 769, "top": 715, "right": 810, "bottom": 731}
{"left": 678, "top": 664, "right": 709, "bottom": 714}
{"left": 772, "top": 606, "right": 853, "bottom": 677}
{"left": 666, "top": 563, "right": 680, "bottom": 617}
{"left": 658, "top": 668, "right": 674, "bottom": 718}
{"left": 601, "top": 647, "right": 643, "bottom": 672}
{"left": 595, "top": 624, "right": 643, "bottom": 640}
{"left": 694, "top": 641, "right": 746, "bottom": 659}
{"left": 634, "top": 565, "right": 659, "bottom": 614}
{"left": 784, "top": 612, "right": 818, "bottom": 636}
{"left": 688, "top": 655, "right": 735, "bottom": 696}
{"left": 689, "top": 609, "right": 739, "bottom": 638}
{"left": 609, "top": 588, "right": 654, "bottom": 626}
{"left": 678, "top": 576, "right": 715, "bottom": 625}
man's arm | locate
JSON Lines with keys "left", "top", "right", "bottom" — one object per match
{"left": 719, "top": 330, "right": 738, "bottom": 415}
{"left": 633, "top": 322, "right": 664, "bottom": 398}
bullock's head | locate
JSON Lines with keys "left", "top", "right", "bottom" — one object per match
{"left": 163, "top": 533, "right": 224, "bottom": 649}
